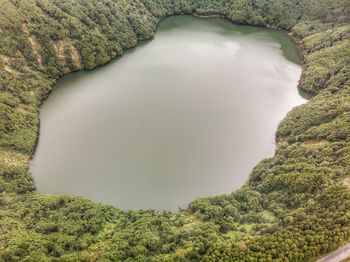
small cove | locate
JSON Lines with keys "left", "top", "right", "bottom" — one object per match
{"left": 30, "top": 16, "right": 306, "bottom": 210}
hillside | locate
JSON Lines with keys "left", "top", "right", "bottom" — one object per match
{"left": 0, "top": 0, "right": 349, "bottom": 260}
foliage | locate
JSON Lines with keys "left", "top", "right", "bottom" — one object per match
{"left": 0, "top": 0, "right": 349, "bottom": 261}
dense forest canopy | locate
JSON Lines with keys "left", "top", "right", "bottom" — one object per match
{"left": 0, "top": 0, "right": 349, "bottom": 261}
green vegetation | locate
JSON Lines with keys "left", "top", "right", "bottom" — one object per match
{"left": 0, "top": 0, "right": 349, "bottom": 261}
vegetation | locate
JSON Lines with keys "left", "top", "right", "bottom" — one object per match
{"left": 0, "top": 0, "right": 349, "bottom": 261}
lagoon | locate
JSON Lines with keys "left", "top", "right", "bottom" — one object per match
{"left": 31, "top": 16, "right": 305, "bottom": 210}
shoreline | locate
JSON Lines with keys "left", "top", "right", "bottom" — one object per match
{"left": 29, "top": 14, "right": 309, "bottom": 210}
{"left": 1, "top": 2, "right": 349, "bottom": 261}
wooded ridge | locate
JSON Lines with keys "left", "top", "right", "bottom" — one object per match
{"left": 0, "top": 0, "right": 349, "bottom": 260}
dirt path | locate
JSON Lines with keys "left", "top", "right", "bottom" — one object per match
{"left": 317, "top": 243, "right": 350, "bottom": 262}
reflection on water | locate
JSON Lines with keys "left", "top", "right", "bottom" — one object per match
{"left": 31, "top": 16, "right": 305, "bottom": 210}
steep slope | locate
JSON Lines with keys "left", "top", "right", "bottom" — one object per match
{"left": 0, "top": 0, "right": 349, "bottom": 261}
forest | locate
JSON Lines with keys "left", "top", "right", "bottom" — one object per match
{"left": 0, "top": 0, "right": 349, "bottom": 261}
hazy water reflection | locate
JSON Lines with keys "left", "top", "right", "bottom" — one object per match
{"left": 31, "top": 16, "right": 305, "bottom": 210}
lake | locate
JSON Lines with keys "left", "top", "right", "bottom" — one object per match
{"left": 30, "top": 16, "right": 306, "bottom": 210}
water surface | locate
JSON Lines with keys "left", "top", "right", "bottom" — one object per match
{"left": 31, "top": 16, "right": 305, "bottom": 210}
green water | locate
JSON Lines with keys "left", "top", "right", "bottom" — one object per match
{"left": 31, "top": 16, "right": 305, "bottom": 210}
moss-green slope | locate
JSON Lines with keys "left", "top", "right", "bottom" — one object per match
{"left": 0, "top": 0, "right": 349, "bottom": 261}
